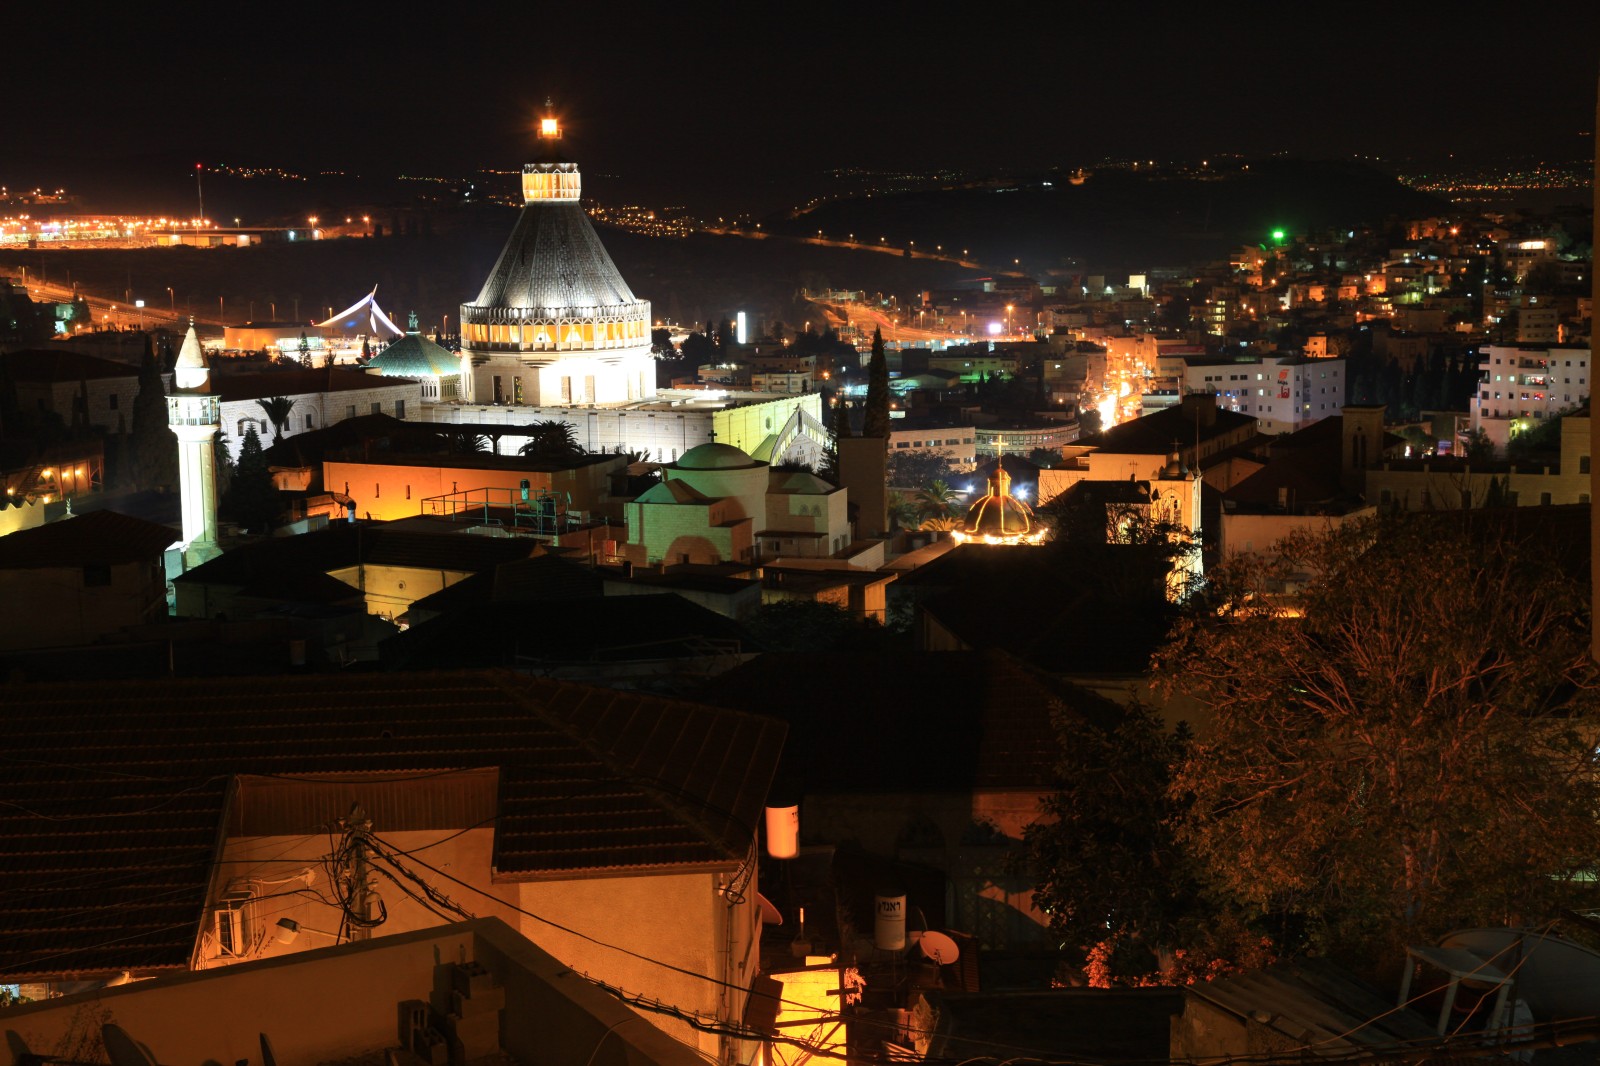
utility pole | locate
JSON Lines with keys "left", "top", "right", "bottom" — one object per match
{"left": 345, "top": 804, "right": 375, "bottom": 941}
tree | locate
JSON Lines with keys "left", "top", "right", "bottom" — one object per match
{"left": 1021, "top": 699, "right": 1209, "bottom": 984}
{"left": 519, "top": 419, "right": 582, "bottom": 460}
{"left": 1076, "top": 408, "right": 1103, "bottom": 437}
{"left": 297, "top": 332, "right": 311, "bottom": 364}
{"left": 68, "top": 294, "right": 92, "bottom": 332}
{"left": 1461, "top": 426, "right": 1496, "bottom": 463}
{"left": 1506, "top": 411, "right": 1566, "bottom": 463}
{"left": 1160, "top": 515, "right": 1600, "bottom": 967}
{"left": 830, "top": 398, "right": 852, "bottom": 441}
{"left": 213, "top": 432, "right": 234, "bottom": 499}
{"left": 679, "top": 330, "right": 717, "bottom": 364}
{"left": 444, "top": 430, "right": 489, "bottom": 454}
{"left": 886, "top": 492, "right": 918, "bottom": 532}
{"left": 914, "top": 479, "right": 962, "bottom": 523}
{"left": 257, "top": 396, "right": 296, "bottom": 443}
{"left": 885, "top": 449, "right": 952, "bottom": 490}
{"left": 221, "top": 425, "right": 280, "bottom": 532}
{"left": 1028, "top": 447, "right": 1062, "bottom": 468}
{"left": 862, "top": 327, "right": 890, "bottom": 439}
{"left": 128, "top": 345, "right": 176, "bottom": 492}
{"left": 745, "top": 600, "right": 887, "bottom": 653}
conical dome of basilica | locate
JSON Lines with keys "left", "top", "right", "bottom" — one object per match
{"left": 456, "top": 102, "right": 655, "bottom": 408}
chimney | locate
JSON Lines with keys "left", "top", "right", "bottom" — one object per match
{"left": 1180, "top": 392, "right": 1218, "bottom": 429}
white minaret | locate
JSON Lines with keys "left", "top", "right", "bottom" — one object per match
{"left": 168, "top": 322, "right": 222, "bottom": 566}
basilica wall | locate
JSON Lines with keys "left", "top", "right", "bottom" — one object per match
{"left": 324, "top": 456, "right": 623, "bottom": 524}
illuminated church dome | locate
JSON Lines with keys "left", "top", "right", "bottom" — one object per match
{"left": 955, "top": 460, "right": 1044, "bottom": 545}
{"left": 458, "top": 102, "right": 655, "bottom": 408}
{"left": 675, "top": 442, "right": 764, "bottom": 470}
{"left": 367, "top": 313, "right": 462, "bottom": 400}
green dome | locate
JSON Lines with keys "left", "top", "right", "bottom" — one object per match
{"left": 369, "top": 331, "right": 459, "bottom": 378}
{"left": 674, "top": 443, "right": 761, "bottom": 470}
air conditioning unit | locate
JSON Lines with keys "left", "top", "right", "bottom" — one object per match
{"left": 213, "top": 891, "right": 253, "bottom": 957}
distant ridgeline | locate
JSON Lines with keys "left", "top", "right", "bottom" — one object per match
{"left": 764, "top": 158, "right": 1450, "bottom": 271}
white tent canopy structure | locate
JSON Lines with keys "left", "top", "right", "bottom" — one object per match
{"left": 314, "top": 286, "right": 405, "bottom": 339}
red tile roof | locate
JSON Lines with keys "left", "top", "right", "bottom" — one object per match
{"left": 212, "top": 367, "right": 411, "bottom": 403}
{"left": 1, "top": 349, "right": 142, "bottom": 382}
{"left": 0, "top": 671, "right": 784, "bottom": 980}
{"left": 0, "top": 510, "right": 177, "bottom": 568}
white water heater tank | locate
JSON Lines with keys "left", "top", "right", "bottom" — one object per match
{"left": 765, "top": 805, "right": 799, "bottom": 859}
{"left": 875, "top": 893, "right": 907, "bottom": 951}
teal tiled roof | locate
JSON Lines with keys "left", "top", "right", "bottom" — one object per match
{"left": 369, "top": 332, "right": 460, "bottom": 378}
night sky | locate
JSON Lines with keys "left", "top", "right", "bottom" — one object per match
{"left": 10, "top": 6, "right": 1598, "bottom": 214}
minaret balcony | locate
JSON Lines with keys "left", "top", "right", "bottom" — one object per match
{"left": 168, "top": 394, "right": 220, "bottom": 426}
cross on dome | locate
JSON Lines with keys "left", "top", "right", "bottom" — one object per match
{"left": 539, "top": 98, "right": 562, "bottom": 141}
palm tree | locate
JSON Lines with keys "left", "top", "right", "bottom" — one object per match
{"left": 919, "top": 515, "right": 960, "bottom": 532}
{"left": 915, "top": 479, "right": 962, "bottom": 523}
{"left": 887, "top": 491, "right": 918, "bottom": 533}
{"left": 257, "top": 396, "right": 296, "bottom": 443}
{"left": 519, "top": 419, "right": 582, "bottom": 460}
{"left": 443, "top": 430, "right": 489, "bottom": 454}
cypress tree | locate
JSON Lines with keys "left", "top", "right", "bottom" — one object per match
{"left": 862, "top": 327, "right": 890, "bottom": 438}
{"left": 129, "top": 341, "right": 177, "bottom": 491}
{"left": 223, "top": 425, "right": 279, "bottom": 532}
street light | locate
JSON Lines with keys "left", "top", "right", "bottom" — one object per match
{"left": 166, "top": 286, "right": 174, "bottom": 312}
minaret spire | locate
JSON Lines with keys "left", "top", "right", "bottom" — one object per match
{"left": 168, "top": 321, "right": 222, "bottom": 565}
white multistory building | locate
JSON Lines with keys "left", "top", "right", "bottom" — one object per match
{"left": 1185, "top": 353, "right": 1345, "bottom": 435}
{"left": 1470, "top": 343, "right": 1590, "bottom": 449}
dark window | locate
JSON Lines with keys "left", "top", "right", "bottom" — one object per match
{"left": 109, "top": 394, "right": 119, "bottom": 410}
{"left": 82, "top": 564, "right": 111, "bottom": 587}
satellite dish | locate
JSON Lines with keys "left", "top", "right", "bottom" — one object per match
{"left": 101, "top": 1025, "right": 159, "bottom": 1066}
{"left": 919, "top": 931, "right": 960, "bottom": 965}
{"left": 756, "top": 891, "right": 783, "bottom": 925}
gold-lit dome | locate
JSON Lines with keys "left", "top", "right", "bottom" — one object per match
{"left": 457, "top": 99, "right": 656, "bottom": 408}
{"left": 954, "top": 460, "right": 1045, "bottom": 545}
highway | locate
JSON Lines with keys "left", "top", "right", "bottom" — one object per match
{"left": 11, "top": 276, "right": 221, "bottom": 333}
{"left": 810, "top": 299, "right": 1032, "bottom": 347}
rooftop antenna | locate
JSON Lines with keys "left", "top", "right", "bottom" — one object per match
{"left": 1194, "top": 398, "right": 1201, "bottom": 463}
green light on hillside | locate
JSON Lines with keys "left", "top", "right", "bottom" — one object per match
{"left": 1271, "top": 229, "right": 1286, "bottom": 242}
